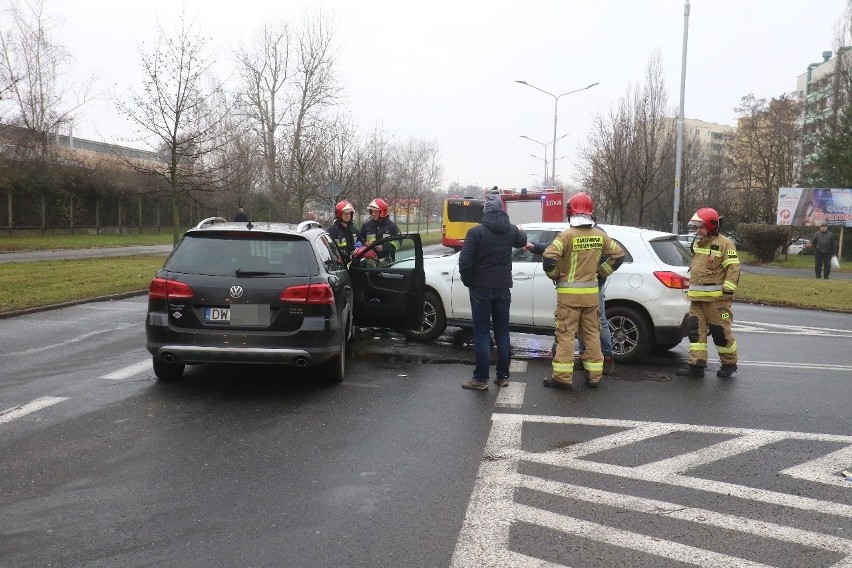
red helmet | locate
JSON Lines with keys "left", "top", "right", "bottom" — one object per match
{"left": 367, "top": 198, "right": 389, "bottom": 218}
{"left": 568, "top": 192, "right": 594, "bottom": 216}
{"left": 335, "top": 200, "right": 355, "bottom": 220}
{"left": 688, "top": 207, "right": 721, "bottom": 233}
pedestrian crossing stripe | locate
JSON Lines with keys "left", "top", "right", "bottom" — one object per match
{"left": 451, "top": 414, "right": 852, "bottom": 567}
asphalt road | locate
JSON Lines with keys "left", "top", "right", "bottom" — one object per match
{"left": 0, "top": 244, "right": 174, "bottom": 263}
{"left": 1, "top": 298, "right": 851, "bottom": 567}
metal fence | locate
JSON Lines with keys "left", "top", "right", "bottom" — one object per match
{"left": 1, "top": 189, "right": 229, "bottom": 235}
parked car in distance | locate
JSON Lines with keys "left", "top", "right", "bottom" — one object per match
{"left": 787, "top": 238, "right": 812, "bottom": 255}
{"left": 145, "top": 218, "right": 424, "bottom": 383}
{"left": 399, "top": 223, "right": 691, "bottom": 362}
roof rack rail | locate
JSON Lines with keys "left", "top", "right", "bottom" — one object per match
{"left": 195, "top": 216, "right": 228, "bottom": 229}
{"left": 296, "top": 220, "right": 322, "bottom": 233}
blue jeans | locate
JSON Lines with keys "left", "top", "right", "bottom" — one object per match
{"left": 578, "top": 287, "right": 612, "bottom": 357}
{"left": 469, "top": 287, "right": 511, "bottom": 381}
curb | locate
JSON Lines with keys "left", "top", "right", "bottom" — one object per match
{"left": 0, "top": 290, "right": 148, "bottom": 320}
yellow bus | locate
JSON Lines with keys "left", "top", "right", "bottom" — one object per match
{"left": 441, "top": 197, "right": 483, "bottom": 250}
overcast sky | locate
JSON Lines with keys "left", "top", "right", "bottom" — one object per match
{"left": 53, "top": 0, "right": 848, "bottom": 191}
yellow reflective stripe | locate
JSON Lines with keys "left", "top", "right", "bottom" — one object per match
{"left": 688, "top": 290, "right": 724, "bottom": 298}
{"left": 557, "top": 288, "right": 599, "bottom": 294}
{"left": 389, "top": 240, "right": 400, "bottom": 250}
{"left": 551, "top": 240, "right": 564, "bottom": 252}
{"left": 723, "top": 281, "right": 737, "bottom": 291}
{"left": 690, "top": 284, "right": 723, "bottom": 291}
{"left": 552, "top": 362, "right": 574, "bottom": 372}
{"left": 567, "top": 247, "right": 578, "bottom": 281}
{"left": 717, "top": 341, "right": 737, "bottom": 354}
{"left": 583, "top": 361, "right": 603, "bottom": 372}
{"left": 722, "top": 258, "right": 740, "bottom": 267}
{"left": 689, "top": 342, "right": 707, "bottom": 351}
{"left": 599, "top": 263, "right": 613, "bottom": 276}
{"left": 693, "top": 247, "right": 711, "bottom": 255}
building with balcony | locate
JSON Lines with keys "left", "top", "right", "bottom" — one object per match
{"left": 796, "top": 48, "right": 852, "bottom": 177}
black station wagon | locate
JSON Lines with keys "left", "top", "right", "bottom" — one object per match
{"left": 145, "top": 218, "right": 424, "bottom": 383}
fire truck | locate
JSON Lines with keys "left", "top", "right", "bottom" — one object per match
{"left": 487, "top": 186, "right": 564, "bottom": 224}
{"left": 441, "top": 187, "right": 564, "bottom": 249}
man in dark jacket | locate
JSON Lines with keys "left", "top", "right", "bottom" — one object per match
{"left": 233, "top": 207, "right": 249, "bottom": 222}
{"left": 458, "top": 195, "right": 527, "bottom": 390}
{"left": 812, "top": 222, "right": 836, "bottom": 279}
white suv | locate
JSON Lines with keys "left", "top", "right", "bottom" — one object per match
{"left": 401, "top": 223, "right": 691, "bottom": 362}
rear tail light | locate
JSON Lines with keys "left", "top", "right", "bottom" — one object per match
{"left": 654, "top": 271, "right": 689, "bottom": 289}
{"left": 279, "top": 283, "right": 335, "bottom": 304}
{"left": 149, "top": 277, "right": 194, "bottom": 300}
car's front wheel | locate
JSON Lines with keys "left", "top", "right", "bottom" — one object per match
{"left": 401, "top": 289, "right": 447, "bottom": 342}
{"left": 152, "top": 356, "right": 184, "bottom": 382}
{"left": 606, "top": 305, "right": 651, "bottom": 363}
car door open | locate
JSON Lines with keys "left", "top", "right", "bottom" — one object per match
{"left": 349, "top": 234, "right": 425, "bottom": 330}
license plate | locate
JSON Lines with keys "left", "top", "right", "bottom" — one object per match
{"left": 205, "top": 307, "right": 230, "bottom": 322}
{"left": 205, "top": 305, "right": 270, "bottom": 326}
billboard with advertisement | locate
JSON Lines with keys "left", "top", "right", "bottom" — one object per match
{"left": 776, "top": 187, "right": 852, "bottom": 227}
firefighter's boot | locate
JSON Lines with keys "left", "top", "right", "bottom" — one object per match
{"left": 716, "top": 363, "right": 738, "bottom": 378}
{"left": 676, "top": 360, "right": 706, "bottom": 377}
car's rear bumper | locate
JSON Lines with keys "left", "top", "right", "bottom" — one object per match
{"left": 147, "top": 344, "right": 339, "bottom": 366}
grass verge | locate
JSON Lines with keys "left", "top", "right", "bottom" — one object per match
{"left": 737, "top": 272, "right": 852, "bottom": 311}
{"left": 2, "top": 230, "right": 846, "bottom": 315}
{"left": 0, "top": 256, "right": 167, "bottom": 313}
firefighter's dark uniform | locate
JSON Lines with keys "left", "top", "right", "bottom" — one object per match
{"left": 543, "top": 225, "right": 624, "bottom": 386}
{"left": 328, "top": 219, "right": 359, "bottom": 264}
{"left": 358, "top": 217, "right": 402, "bottom": 262}
{"left": 685, "top": 233, "right": 741, "bottom": 368}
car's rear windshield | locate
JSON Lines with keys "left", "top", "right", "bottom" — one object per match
{"left": 649, "top": 237, "right": 692, "bottom": 267}
{"left": 164, "top": 234, "right": 320, "bottom": 277}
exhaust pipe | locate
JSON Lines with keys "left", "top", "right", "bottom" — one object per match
{"left": 162, "top": 352, "right": 177, "bottom": 364}
{"left": 294, "top": 356, "right": 308, "bottom": 367}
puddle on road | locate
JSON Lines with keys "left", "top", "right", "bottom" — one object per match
{"left": 352, "top": 327, "right": 681, "bottom": 381}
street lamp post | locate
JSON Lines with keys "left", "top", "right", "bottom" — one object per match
{"left": 516, "top": 80, "right": 599, "bottom": 181}
{"left": 520, "top": 133, "right": 568, "bottom": 184}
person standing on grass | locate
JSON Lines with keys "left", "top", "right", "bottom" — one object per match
{"left": 812, "top": 222, "right": 836, "bottom": 279}
{"left": 458, "top": 195, "right": 527, "bottom": 391}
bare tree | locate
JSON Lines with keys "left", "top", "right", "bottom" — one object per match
{"left": 0, "top": 0, "right": 91, "bottom": 157}
{"left": 725, "top": 93, "right": 801, "bottom": 224}
{"left": 114, "top": 10, "right": 228, "bottom": 244}
{"left": 234, "top": 11, "right": 340, "bottom": 222}
{"left": 234, "top": 21, "right": 291, "bottom": 216}
{"left": 390, "top": 137, "right": 442, "bottom": 229}
{"left": 626, "top": 55, "right": 676, "bottom": 227}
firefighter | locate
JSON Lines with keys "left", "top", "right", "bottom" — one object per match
{"left": 676, "top": 207, "right": 741, "bottom": 378}
{"left": 328, "top": 200, "right": 359, "bottom": 264}
{"left": 542, "top": 192, "right": 624, "bottom": 389}
{"left": 358, "top": 198, "right": 402, "bottom": 263}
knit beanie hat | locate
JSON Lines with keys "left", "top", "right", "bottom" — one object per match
{"left": 484, "top": 196, "right": 503, "bottom": 214}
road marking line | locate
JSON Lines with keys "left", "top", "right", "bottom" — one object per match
{"left": 0, "top": 396, "right": 69, "bottom": 424}
{"left": 516, "top": 474, "right": 852, "bottom": 555}
{"left": 0, "top": 325, "right": 133, "bottom": 357}
{"left": 452, "top": 414, "right": 852, "bottom": 567}
{"left": 514, "top": 503, "right": 774, "bottom": 567}
{"left": 736, "top": 360, "right": 852, "bottom": 372}
{"left": 496, "top": 383, "right": 525, "bottom": 408}
{"left": 100, "top": 360, "right": 152, "bottom": 380}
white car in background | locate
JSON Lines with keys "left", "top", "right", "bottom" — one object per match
{"left": 401, "top": 223, "right": 691, "bottom": 362}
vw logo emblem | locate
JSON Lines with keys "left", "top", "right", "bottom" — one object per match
{"left": 229, "top": 285, "right": 244, "bottom": 299}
